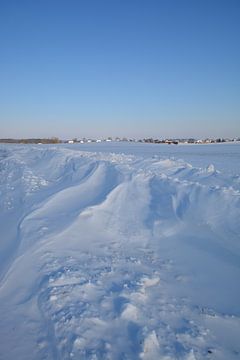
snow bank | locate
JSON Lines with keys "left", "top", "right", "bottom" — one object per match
{"left": 0, "top": 144, "right": 239, "bottom": 359}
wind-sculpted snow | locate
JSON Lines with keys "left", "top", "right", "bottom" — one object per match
{"left": 0, "top": 145, "right": 240, "bottom": 360}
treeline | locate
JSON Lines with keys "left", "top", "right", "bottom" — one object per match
{"left": 0, "top": 137, "right": 60, "bottom": 144}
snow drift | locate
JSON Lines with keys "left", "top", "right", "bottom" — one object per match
{"left": 0, "top": 144, "right": 240, "bottom": 360}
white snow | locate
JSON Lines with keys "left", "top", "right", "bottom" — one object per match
{"left": 0, "top": 143, "right": 240, "bottom": 359}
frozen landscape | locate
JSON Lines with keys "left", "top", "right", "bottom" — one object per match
{"left": 0, "top": 142, "right": 240, "bottom": 360}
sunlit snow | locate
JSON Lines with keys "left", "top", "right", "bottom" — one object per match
{"left": 0, "top": 143, "right": 240, "bottom": 360}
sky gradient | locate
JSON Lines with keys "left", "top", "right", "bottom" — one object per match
{"left": 1, "top": 0, "right": 240, "bottom": 139}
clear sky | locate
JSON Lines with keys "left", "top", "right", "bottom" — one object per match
{"left": 0, "top": 0, "right": 239, "bottom": 139}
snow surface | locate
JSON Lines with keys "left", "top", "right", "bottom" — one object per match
{"left": 0, "top": 144, "right": 240, "bottom": 360}
{"left": 63, "top": 142, "right": 240, "bottom": 175}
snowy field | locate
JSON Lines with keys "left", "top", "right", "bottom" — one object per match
{"left": 64, "top": 142, "right": 240, "bottom": 175}
{"left": 0, "top": 143, "right": 240, "bottom": 360}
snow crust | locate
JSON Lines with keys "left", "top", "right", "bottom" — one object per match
{"left": 0, "top": 144, "right": 240, "bottom": 359}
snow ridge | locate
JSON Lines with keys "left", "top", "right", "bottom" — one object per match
{"left": 0, "top": 145, "right": 240, "bottom": 360}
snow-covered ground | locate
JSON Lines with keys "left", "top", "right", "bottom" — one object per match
{"left": 64, "top": 142, "right": 240, "bottom": 175}
{"left": 0, "top": 143, "right": 240, "bottom": 360}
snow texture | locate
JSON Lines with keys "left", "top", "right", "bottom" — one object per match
{"left": 0, "top": 144, "right": 240, "bottom": 360}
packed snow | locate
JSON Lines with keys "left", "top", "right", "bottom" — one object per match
{"left": 0, "top": 143, "right": 240, "bottom": 360}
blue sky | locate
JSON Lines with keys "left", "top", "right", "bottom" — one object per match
{"left": 0, "top": 0, "right": 239, "bottom": 139}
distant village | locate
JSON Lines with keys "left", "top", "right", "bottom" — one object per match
{"left": 0, "top": 136, "right": 240, "bottom": 145}
{"left": 64, "top": 136, "right": 240, "bottom": 145}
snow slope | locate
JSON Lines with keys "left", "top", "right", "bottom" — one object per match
{"left": 0, "top": 144, "right": 240, "bottom": 360}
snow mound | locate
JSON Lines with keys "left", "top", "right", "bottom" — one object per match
{"left": 0, "top": 145, "right": 240, "bottom": 360}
